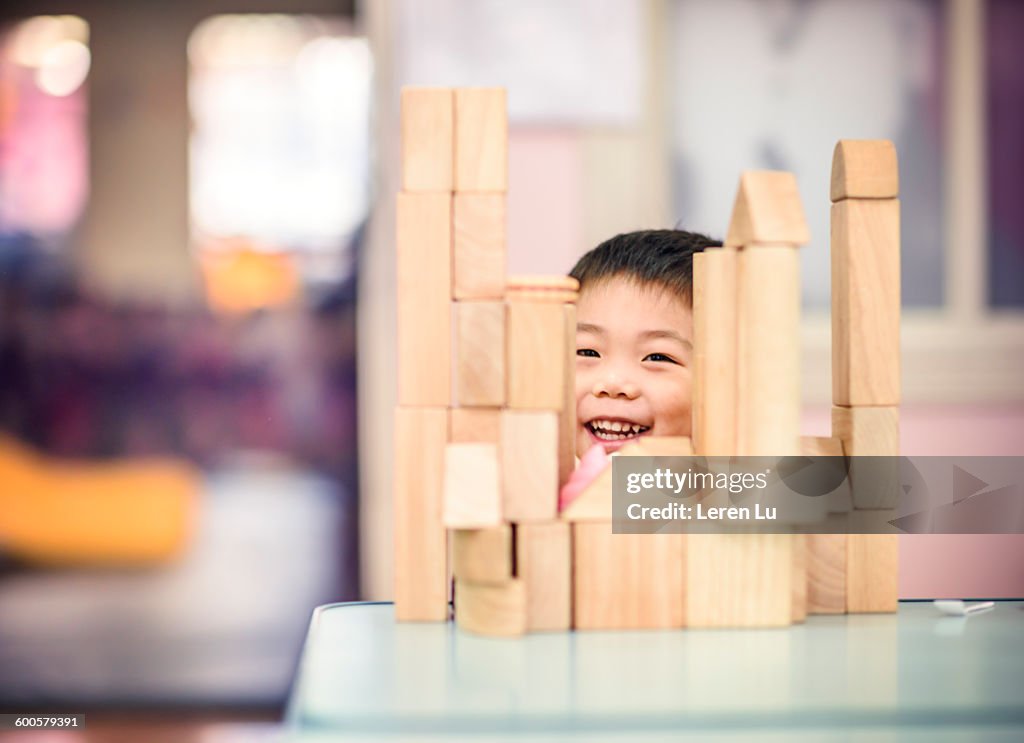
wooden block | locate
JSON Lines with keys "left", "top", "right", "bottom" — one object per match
{"left": 807, "top": 533, "right": 847, "bottom": 614}
{"left": 455, "top": 579, "right": 526, "bottom": 636}
{"left": 560, "top": 437, "right": 693, "bottom": 522}
{"left": 800, "top": 436, "right": 844, "bottom": 457}
{"left": 396, "top": 192, "right": 451, "bottom": 406}
{"left": 724, "top": 171, "right": 811, "bottom": 248}
{"left": 831, "top": 406, "right": 899, "bottom": 456}
{"left": 502, "top": 410, "right": 559, "bottom": 521}
{"left": 454, "top": 193, "right": 505, "bottom": 299}
{"left": 847, "top": 534, "right": 898, "bottom": 613}
{"left": 693, "top": 250, "right": 738, "bottom": 455}
{"left": 394, "top": 407, "right": 449, "bottom": 621}
{"left": 507, "top": 300, "right": 566, "bottom": 409}
{"left": 737, "top": 247, "right": 801, "bottom": 456}
{"left": 830, "top": 140, "right": 899, "bottom": 201}
{"left": 685, "top": 534, "right": 793, "bottom": 628}
{"left": 450, "top": 408, "right": 500, "bottom": 443}
{"left": 792, "top": 533, "right": 807, "bottom": 622}
{"left": 443, "top": 443, "right": 502, "bottom": 528}
{"left": 800, "top": 436, "right": 852, "bottom": 513}
{"left": 452, "top": 525, "right": 512, "bottom": 584}
{"left": 832, "top": 405, "right": 900, "bottom": 509}
{"left": 833, "top": 406, "right": 899, "bottom": 613}
{"left": 573, "top": 522, "right": 685, "bottom": 630}
{"left": 456, "top": 301, "right": 505, "bottom": 407}
{"left": 516, "top": 521, "right": 571, "bottom": 631}
{"left": 400, "top": 87, "right": 453, "bottom": 192}
{"left": 454, "top": 88, "right": 507, "bottom": 192}
{"left": 558, "top": 303, "right": 577, "bottom": 486}
{"left": 831, "top": 199, "right": 900, "bottom": 406}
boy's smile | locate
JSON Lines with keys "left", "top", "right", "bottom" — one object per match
{"left": 575, "top": 277, "right": 693, "bottom": 457}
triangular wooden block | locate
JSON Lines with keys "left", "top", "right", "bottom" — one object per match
{"left": 561, "top": 437, "right": 693, "bottom": 522}
{"left": 830, "top": 140, "right": 899, "bottom": 201}
{"left": 723, "top": 171, "right": 810, "bottom": 248}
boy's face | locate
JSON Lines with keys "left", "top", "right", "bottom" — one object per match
{"left": 575, "top": 276, "right": 693, "bottom": 457}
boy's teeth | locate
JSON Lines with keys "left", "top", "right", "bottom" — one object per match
{"left": 589, "top": 420, "right": 649, "bottom": 440}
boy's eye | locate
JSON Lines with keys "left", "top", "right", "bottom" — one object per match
{"left": 643, "top": 352, "right": 679, "bottom": 364}
{"left": 577, "top": 348, "right": 600, "bottom": 358}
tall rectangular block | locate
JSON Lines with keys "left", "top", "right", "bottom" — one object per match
{"left": 454, "top": 193, "right": 505, "bottom": 299}
{"left": 737, "top": 247, "right": 801, "bottom": 456}
{"left": 394, "top": 407, "right": 449, "bottom": 621}
{"left": 396, "top": 192, "right": 452, "bottom": 406}
{"left": 831, "top": 199, "right": 900, "bottom": 406}
{"left": 517, "top": 522, "right": 571, "bottom": 631}
{"left": 400, "top": 87, "right": 453, "bottom": 192}
{"left": 454, "top": 88, "right": 507, "bottom": 192}
{"left": 502, "top": 410, "right": 559, "bottom": 521}
{"left": 507, "top": 300, "right": 567, "bottom": 410}
{"left": 456, "top": 301, "right": 505, "bottom": 407}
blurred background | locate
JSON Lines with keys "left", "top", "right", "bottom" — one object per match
{"left": 0, "top": 0, "right": 1021, "bottom": 737}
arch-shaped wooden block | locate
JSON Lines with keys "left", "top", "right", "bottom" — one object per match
{"left": 830, "top": 140, "right": 899, "bottom": 201}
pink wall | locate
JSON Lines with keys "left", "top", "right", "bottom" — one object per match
{"left": 805, "top": 404, "right": 1024, "bottom": 599}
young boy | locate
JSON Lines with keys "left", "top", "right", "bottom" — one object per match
{"left": 570, "top": 229, "right": 722, "bottom": 459}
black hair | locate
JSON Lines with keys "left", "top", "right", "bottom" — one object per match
{"left": 569, "top": 229, "right": 723, "bottom": 303}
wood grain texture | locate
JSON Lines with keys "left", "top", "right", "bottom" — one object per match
{"left": 685, "top": 534, "right": 793, "bottom": 628}
{"left": 832, "top": 405, "right": 900, "bottom": 509}
{"left": 831, "top": 199, "right": 900, "bottom": 406}
{"left": 792, "top": 534, "right": 807, "bottom": 622}
{"left": 396, "top": 192, "right": 451, "bottom": 406}
{"left": 831, "top": 406, "right": 899, "bottom": 455}
{"left": 830, "top": 140, "right": 899, "bottom": 201}
{"left": 450, "top": 408, "right": 501, "bottom": 444}
{"left": 573, "top": 522, "right": 685, "bottom": 630}
{"left": 455, "top": 579, "right": 527, "bottom": 636}
{"left": 394, "top": 407, "right": 449, "bottom": 621}
{"left": 454, "top": 88, "right": 507, "bottom": 192}
{"left": 456, "top": 301, "right": 505, "bottom": 407}
{"left": 452, "top": 525, "right": 513, "bottom": 585}
{"left": 502, "top": 410, "right": 559, "bottom": 521}
{"left": 454, "top": 193, "right": 506, "bottom": 299}
{"left": 693, "top": 250, "right": 738, "bottom": 455}
{"left": 400, "top": 87, "right": 453, "bottom": 192}
{"left": 807, "top": 533, "right": 847, "bottom": 614}
{"left": 800, "top": 436, "right": 844, "bottom": 457}
{"left": 558, "top": 303, "right": 577, "bottom": 486}
{"left": 507, "top": 300, "right": 566, "bottom": 410}
{"left": 442, "top": 443, "right": 502, "bottom": 528}
{"left": 846, "top": 534, "right": 898, "bottom": 613}
{"left": 737, "top": 247, "right": 801, "bottom": 456}
{"left": 724, "top": 171, "right": 811, "bottom": 248}
{"left": 516, "top": 521, "right": 572, "bottom": 631}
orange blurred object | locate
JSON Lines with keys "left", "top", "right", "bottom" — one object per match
{"left": 200, "top": 240, "right": 300, "bottom": 314}
{"left": 0, "top": 435, "right": 198, "bottom": 566}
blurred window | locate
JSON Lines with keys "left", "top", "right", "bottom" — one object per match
{"left": 670, "top": 0, "right": 945, "bottom": 309}
{"left": 0, "top": 16, "right": 90, "bottom": 250}
{"left": 987, "top": 0, "right": 1024, "bottom": 308}
{"left": 188, "top": 15, "right": 371, "bottom": 301}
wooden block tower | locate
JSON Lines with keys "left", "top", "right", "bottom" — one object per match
{"left": 395, "top": 84, "right": 900, "bottom": 633}
{"left": 830, "top": 140, "right": 901, "bottom": 613}
{"left": 395, "top": 87, "right": 576, "bottom": 635}
{"left": 688, "top": 172, "right": 808, "bottom": 628}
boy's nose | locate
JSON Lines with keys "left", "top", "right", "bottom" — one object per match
{"left": 592, "top": 375, "right": 640, "bottom": 400}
